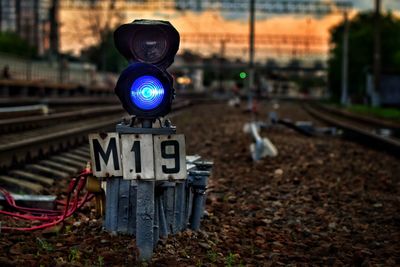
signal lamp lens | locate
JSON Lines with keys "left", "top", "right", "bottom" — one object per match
{"left": 240, "top": 72, "right": 247, "bottom": 79}
{"left": 132, "top": 29, "right": 168, "bottom": 64}
{"left": 130, "top": 75, "right": 165, "bottom": 110}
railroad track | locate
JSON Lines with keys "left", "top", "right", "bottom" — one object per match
{"left": 0, "top": 96, "right": 119, "bottom": 107}
{"left": 304, "top": 104, "right": 400, "bottom": 157}
{"left": 0, "top": 105, "right": 124, "bottom": 134}
{"left": 0, "top": 79, "right": 113, "bottom": 98}
{"left": 0, "top": 100, "right": 192, "bottom": 195}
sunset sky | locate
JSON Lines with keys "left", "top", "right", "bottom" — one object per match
{"left": 59, "top": 0, "right": 400, "bottom": 62}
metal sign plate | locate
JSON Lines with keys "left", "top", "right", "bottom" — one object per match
{"left": 121, "top": 134, "right": 154, "bottom": 180}
{"left": 153, "top": 134, "right": 187, "bottom": 180}
{"left": 89, "top": 133, "right": 122, "bottom": 177}
{"left": 89, "top": 132, "right": 187, "bottom": 180}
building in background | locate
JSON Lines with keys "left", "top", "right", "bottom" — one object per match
{"left": 0, "top": 0, "right": 58, "bottom": 56}
{"left": 0, "top": 0, "right": 16, "bottom": 32}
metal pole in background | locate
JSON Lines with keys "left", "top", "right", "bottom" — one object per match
{"left": 373, "top": 0, "right": 381, "bottom": 107}
{"left": 218, "top": 40, "right": 225, "bottom": 92}
{"left": 248, "top": 0, "right": 255, "bottom": 104}
{"left": 26, "top": 60, "right": 32, "bottom": 81}
{"left": 340, "top": 11, "right": 349, "bottom": 106}
{"left": 49, "top": 0, "right": 60, "bottom": 59}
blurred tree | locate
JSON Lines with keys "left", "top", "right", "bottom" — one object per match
{"left": 0, "top": 32, "right": 37, "bottom": 58}
{"left": 77, "top": 0, "right": 126, "bottom": 72}
{"left": 291, "top": 75, "right": 326, "bottom": 94}
{"left": 181, "top": 50, "right": 202, "bottom": 62}
{"left": 81, "top": 31, "right": 126, "bottom": 73}
{"left": 328, "top": 12, "right": 400, "bottom": 102}
{"left": 287, "top": 58, "right": 302, "bottom": 70}
{"left": 313, "top": 59, "right": 325, "bottom": 70}
{"left": 265, "top": 58, "right": 278, "bottom": 70}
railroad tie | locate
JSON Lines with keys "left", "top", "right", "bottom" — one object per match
{"left": 0, "top": 175, "right": 43, "bottom": 193}
{"left": 9, "top": 170, "right": 54, "bottom": 186}
{"left": 75, "top": 146, "right": 90, "bottom": 154}
{"left": 61, "top": 152, "right": 89, "bottom": 163}
{"left": 50, "top": 155, "right": 86, "bottom": 169}
{"left": 26, "top": 164, "right": 70, "bottom": 179}
{"left": 71, "top": 148, "right": 90, "bottom": 158}
{"left": 40, "top": 160, "right": 78, "bottom": 174}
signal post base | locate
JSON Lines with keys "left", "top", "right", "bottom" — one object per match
{"left": 101, "top": 159, "right": 212, "bottom": 261}
{"left": 90, "top": 125, "right": 212, "bottom": 261}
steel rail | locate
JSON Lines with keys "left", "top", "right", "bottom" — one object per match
{"left": 312, "top": 103, "right": 400, "bottom": 132}
{"left": 304, "top": 104, "right": 400, "bottom": 157}
{"left": 0, "top": 105, "right": 123, "bottom": 134}
{"left": 0, "top": 101, "right": 192, "bottom": 169}
{"left": 0, "top": 97, "right": 119, "bottom": 107}
{"left": 0, "top": 115, "right": 122, "bottom": 169}
{"left": 0, "top": 79, "right": 111, "bottom": 93}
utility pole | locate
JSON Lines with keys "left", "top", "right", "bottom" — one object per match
{"left": 248, "top": 0, "right": 255, "bottom": 105}
{"left": 373, "top": 0, "right": 381, "bottom": 106}
{"left": 340, "top": 11, "right": 349, "bottom": 106}
{"left": 218, "top": 40, "right": 226, "bottom": 92}
{"left": 49, "top": 0, "right": 60, "bottom": 59}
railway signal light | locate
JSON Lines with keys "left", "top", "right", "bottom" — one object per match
{"left": 114, "top": 20, "right": 180, "bottom": 119}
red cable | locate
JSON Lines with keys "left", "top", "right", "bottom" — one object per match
{"left": 1, "top": 179, "right": 75, "bottom": 225}
{"left": 0, "top": 181, "right": 74, "bottom": 215}
{"left": 0, "top": 170, "right": 95, "bottom": 232}
{"left": 4, "top": 193, "right": 94, "bottom": 232}
{"left": 0, "top": 210, "right": 50, "bottom": 221}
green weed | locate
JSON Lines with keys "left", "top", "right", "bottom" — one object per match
{"left": 36, "top": 237, "right": 54, "bottom": 252}
{"left": 68, "top": 247, "right": 81, "bottom": 262}
{"left": 207, "top": 250, "right": 218, "bottom": 263}
{"left": 347, "top": 105, "right": 400, "bottom": 121}
{"left": 225, "top": 252, "right": 236, "bottom": 267}
{"left": 65, "top": 225, "right": 72, "bottom": 233}
{"left": 98, "top": 255, "right": 104, "bottom": 267}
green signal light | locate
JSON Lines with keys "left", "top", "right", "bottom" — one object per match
{"left": 239, "top": 72, "right": 247, "bottom": 79}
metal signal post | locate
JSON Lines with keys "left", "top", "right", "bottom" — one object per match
{"left": 88, "top": 20, "right": 211, "bottom": 261}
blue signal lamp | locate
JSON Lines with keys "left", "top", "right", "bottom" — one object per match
{"left": 115, "top": 62, "right": 174, "bottom": 119}
{"left": 130, "top": 75, "right": 165, "bottom": 110}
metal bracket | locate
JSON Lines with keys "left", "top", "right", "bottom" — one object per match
{"left": 116, "top": 123, "right": 176, "bottom": 134}
{"left": 0, "top": 193, "right": 56, "bottom": 210}
{"left": 193, "top": 160, "right": 213, "bottom": 171}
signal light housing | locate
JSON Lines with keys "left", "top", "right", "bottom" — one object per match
{"left": 114, "top": 19, "right": 179, "bottom": 120}
{"left": 114, "top": 20, "right": 180, "bottom": 70}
